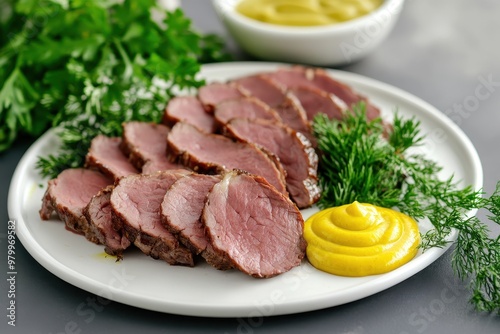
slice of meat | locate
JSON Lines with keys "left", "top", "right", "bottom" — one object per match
{"left": 202, "top": 170, "right": 306, "bottom": 278}
{"left": 110, "top": 170, "right": 194, "bottom": 266}
{"left": 214, "top": 96, "right": 281, "bottom": 128}
{"left": 288, "top": 85, "right": 346, "bottom": 121}
{"left": 198, "top": 82, "right": 246, "bottom": 112}
{"left": 224, "top": 118, "right": 320, "bottom": 209}
{"left": 167, "top": 122, "right": 288, "bottom": 195}
{"left": 163, "top": 96, "right": 216, "bottom": 133}
{"left": 233, "top": 75, "right": 311, "bottom": 137}
{"left": 39, "top": 168, "right": 113, "bottom": 236}
{"left": 84, "top": 185, "right": 131, "bottom": 258}
{"left": 85, "top": 135, "right": 139, "bottom": 181}
{"left": 233, "top": 75, "right": 285, "bottom": 107}
{"left": 120, "top": 122, "right": 185, "bottom": 173}
{"left": 265, "top": 66, "right": 380, "bottom": 120}
{"left": 274, "top": 92, "right": 312, "bottom": 140}
{"left": 141, "top": 160, "right": 184, "bottom": 174}
{"left": 160, "top": 173, "right": 232, "bottom": 270}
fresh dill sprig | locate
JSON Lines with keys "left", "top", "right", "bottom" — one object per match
{"left": 312, "top": 103, "right": 500, "bottom": 314}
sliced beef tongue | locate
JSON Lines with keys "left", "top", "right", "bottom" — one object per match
{"left": 265, "top": 66, "right": 380, "bottom": 120}
{"left": 39, "top": 168, "right": 113, "bottom": 236}
{"left": 110, "top": 170, "right": 194, "bottom": 266}
{"left": 85, "top": 135, "right": 139, "bottom": 181}
{"left": 84, "top": 185, "right": 131, "bottom": 258}
{"left": 233, "top": 75, "right": 311, "bottom": 138}
{"left": 167, "top": 122, "right": 288, "bottom": 195}
{"left": 163, "top": 96, "right": 216, "bottom": 133}
{"left": 225, "top": 118, "right": 320, "bottom": 209}
{"left": 202, "top": 170, "right": 306, "bottom": 278}
{"left": 120, "top": 121, "right": 185, "bottom": 174}
{"left": 213, "top": 96, "right": 281, "bottom": 128}
{"left": 161, "top": 173, "right": 232, "bottom": 270}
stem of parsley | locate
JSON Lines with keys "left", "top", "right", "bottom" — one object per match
{"left": 312, "top": 104, "right": 500, "bottom": 314}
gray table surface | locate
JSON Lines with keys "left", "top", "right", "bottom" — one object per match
{"left": 1, "top": 0, "right": 500, "bottom": 333}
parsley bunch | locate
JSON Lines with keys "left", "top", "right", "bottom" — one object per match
{"left": 313, "top": 104, "right": 500, "bottom": 314}
{"left": 0, "top": 0, "right": 229, "bottom": 177}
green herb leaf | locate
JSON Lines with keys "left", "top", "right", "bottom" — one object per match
{"left": 312, "top": 103, "right": 500, "bottom": 313}
{"left": 0, "top": 0, "right": 230, "bottom": 162}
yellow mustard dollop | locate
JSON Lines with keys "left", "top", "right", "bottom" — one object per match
{"left": 304, "top": 201, "right": 421, "bottom": 276}
{"left": 236, "top": 0, "right": 384, "bottom": 27}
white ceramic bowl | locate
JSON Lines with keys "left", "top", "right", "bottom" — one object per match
{"left": 212, "top": 0, "right": 405, "bottom": 66}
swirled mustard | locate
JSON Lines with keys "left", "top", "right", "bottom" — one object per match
{"left": 236, "top": 0, "right": 384, "bottom": 26}
{"left": 304, "top": 201, "right": 420, "bottom": 276}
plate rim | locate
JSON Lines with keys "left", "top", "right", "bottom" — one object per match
{"left": 8, "top": 61, "right": 484, "bottom": 317}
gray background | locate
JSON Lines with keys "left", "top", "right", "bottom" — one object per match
{"left": 1, "top": 0, "right": 499, "bottom": 333}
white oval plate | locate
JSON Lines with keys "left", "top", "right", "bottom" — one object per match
{"left": 8, "top": 62, "right": 483, "bottom": 318}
